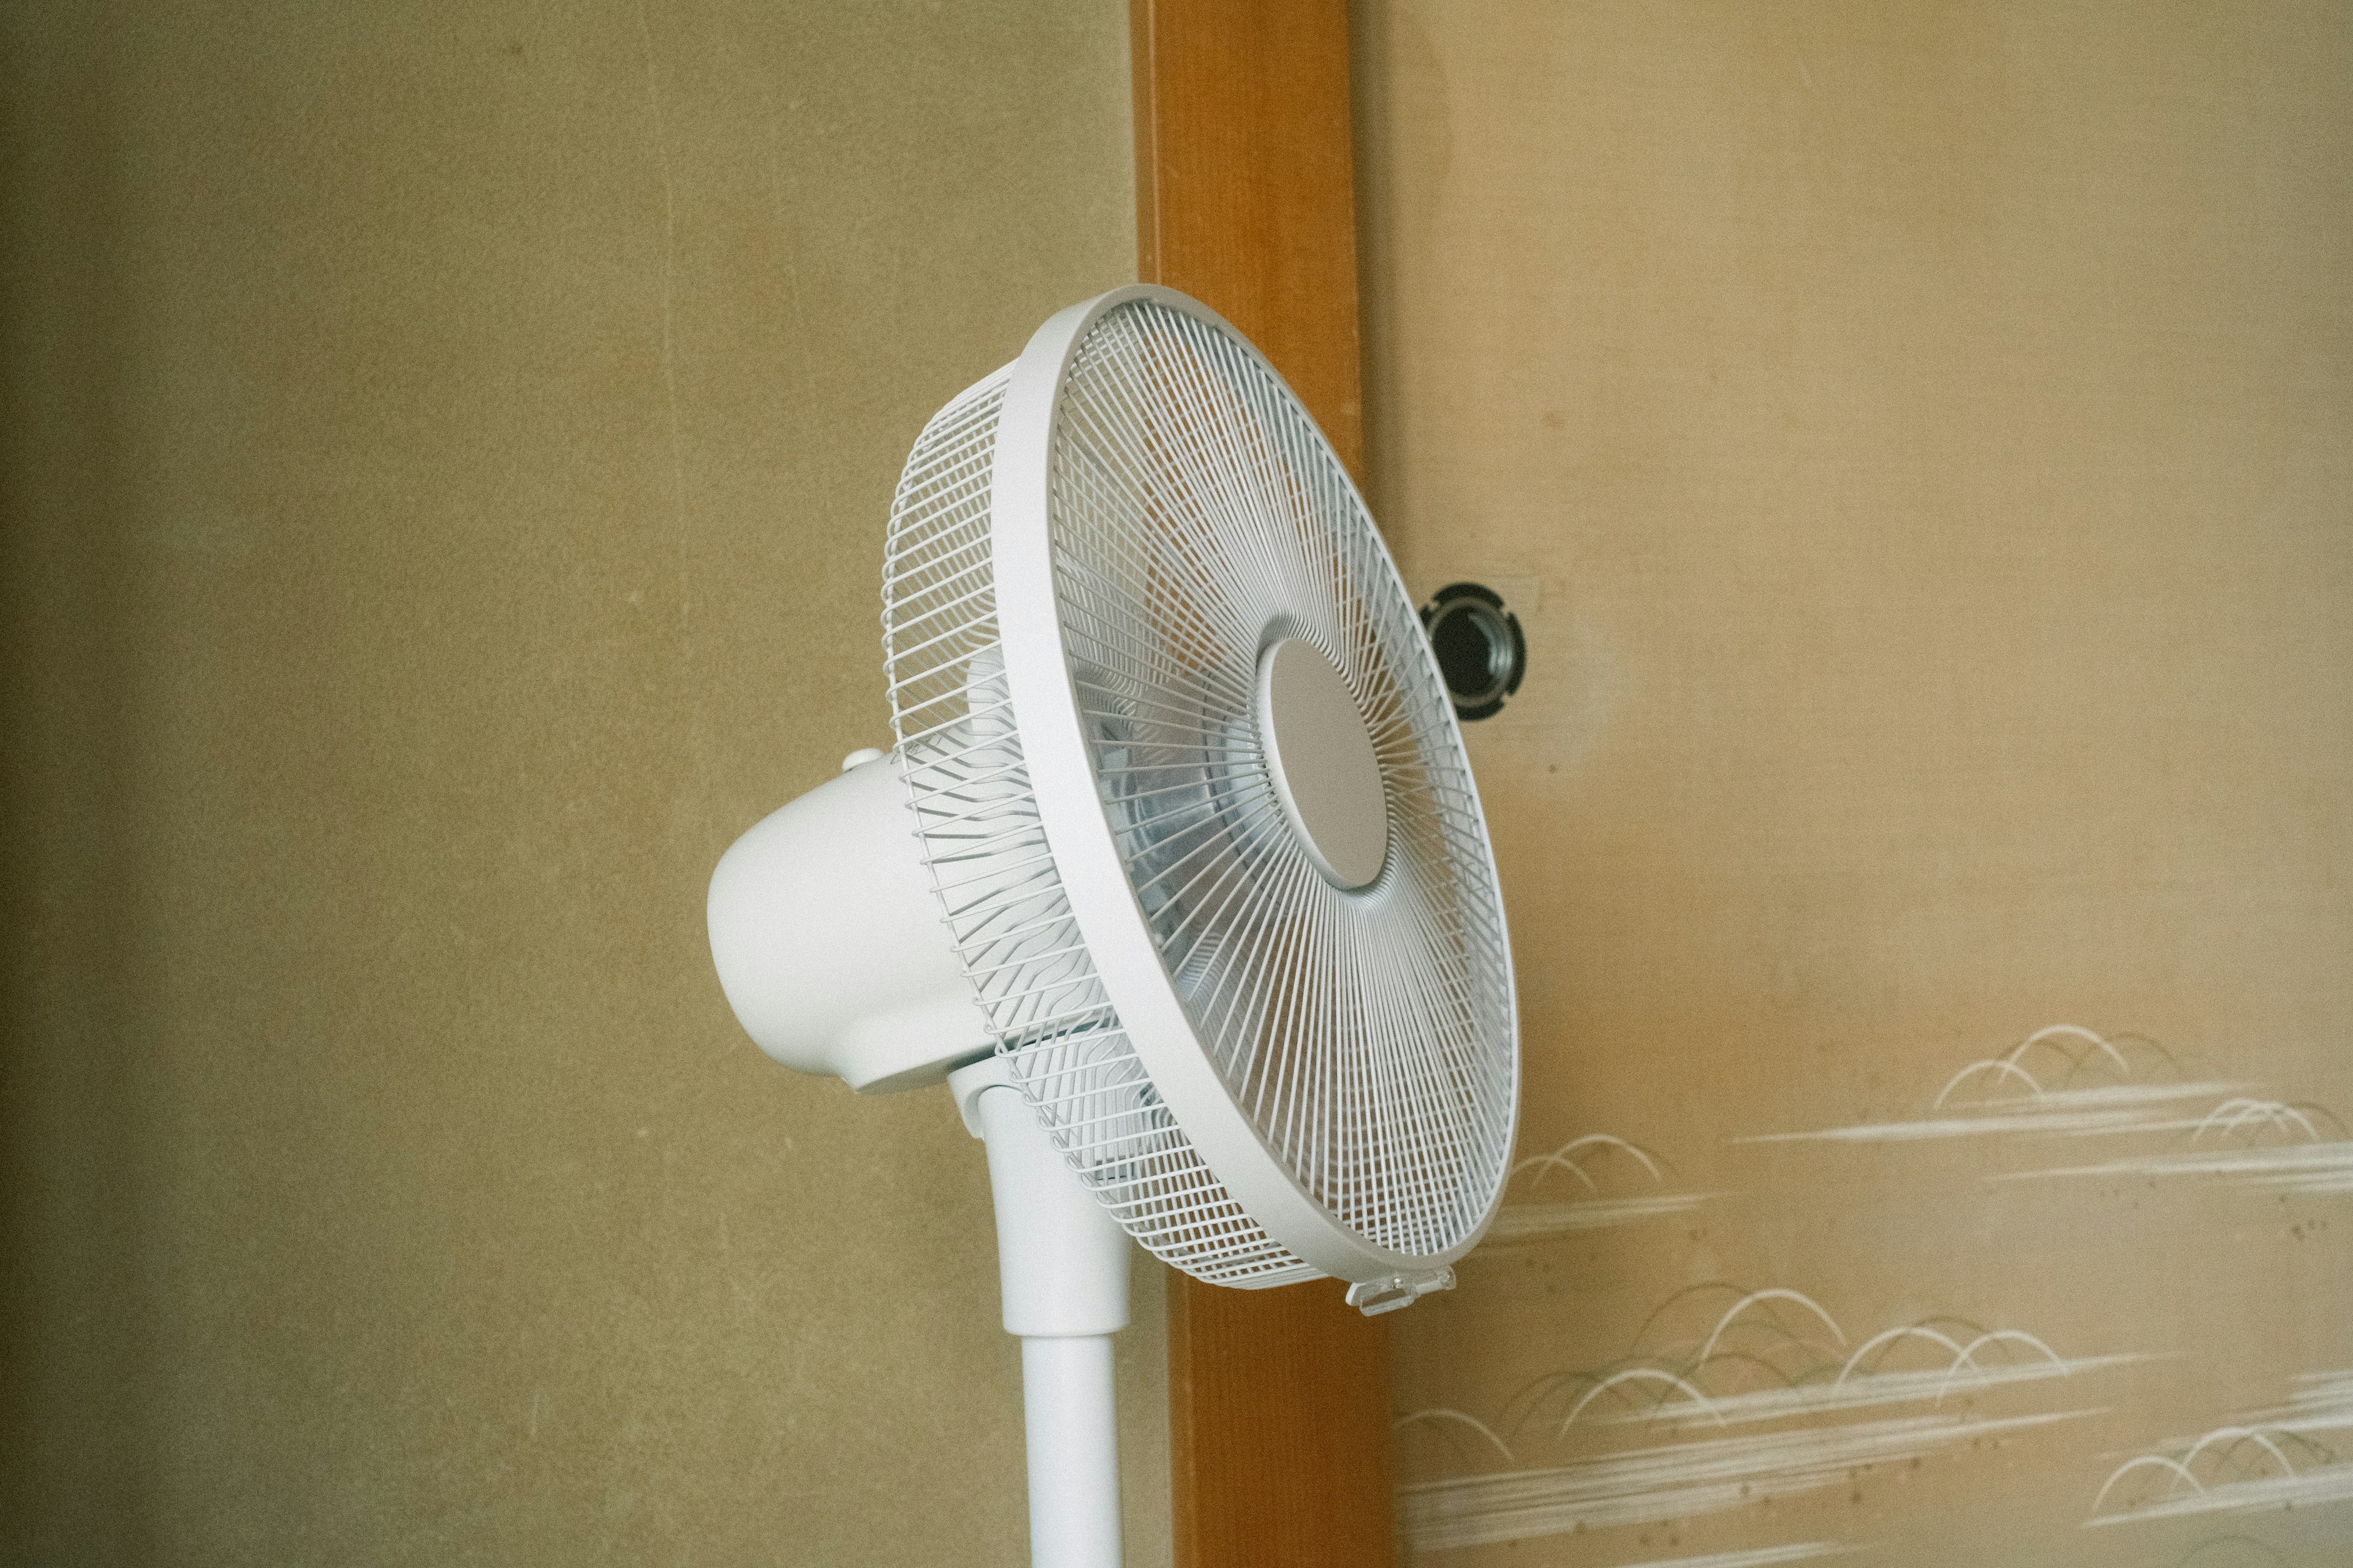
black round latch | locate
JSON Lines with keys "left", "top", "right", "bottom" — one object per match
{"left": 1419, "top": 582, "right": 1527, "bottom": 722}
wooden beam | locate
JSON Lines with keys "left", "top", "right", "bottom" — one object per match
{"left": 1132, "top": 0, "right": 1366, "bottom": 474}
{"left": 1165, "top": 1274, "right": 1395, "bottom": 1568}
{"left": 1132, "top": 4, "right": 1396, "bottom": 1564}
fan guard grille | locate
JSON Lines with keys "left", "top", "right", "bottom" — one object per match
{"left": 883, "top": 365, "right": 1313, "bottom": 1286}
{"left": 882, "top": 298, "right": 1515, "bottom": 1284}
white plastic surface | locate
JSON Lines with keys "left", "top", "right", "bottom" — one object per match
{"left": 1346, "top": 1267, "right": 1457, "bottom": 1315}
{"left": 1020, "top": 1336, "right": 1122, "bottom": 1568}
{"left": 952, "top": 1056, "right": 1132, "bottom": 1338}
{"left": 705, "top": 754, "right": 988, "bottom": 1092}
{"left": 951, "top": 1055, "right": 1129, "bottom": 1568}
{"left": 1257, "top": 637, "right": 1390, "bottom": 888}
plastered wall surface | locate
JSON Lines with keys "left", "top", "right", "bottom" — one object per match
{"left": 0, "top": 4, "right": 1162, "bottom": 1564}
{"left": 1355, "top": 4, "right": 2352, "bottom": 1564}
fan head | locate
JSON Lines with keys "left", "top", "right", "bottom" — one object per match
{"left": 883, "top": 286, "right": 1518, "bottom": 1305}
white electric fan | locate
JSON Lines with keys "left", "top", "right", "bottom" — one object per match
{"left": 707, "top": 286, "right": 1518, "bottom": 1567}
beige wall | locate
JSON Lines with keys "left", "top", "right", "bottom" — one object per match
{"left": 0, "top": 4, "right": 1161, "bottom": 1564}
{"left": 1357, "top": 3, "right": 2352, "bottom": 1564}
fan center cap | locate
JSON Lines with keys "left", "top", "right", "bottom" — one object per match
{"left": 1256, "top": 638, "right": 1389, "bottom": 889}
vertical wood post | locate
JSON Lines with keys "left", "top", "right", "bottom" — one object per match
{"left": 1131, "top": 4, "right": 1396, "bottom": 1564}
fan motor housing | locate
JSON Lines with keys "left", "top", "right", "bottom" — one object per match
{"left": 1255, "top": 637, "right": 1389, "bottom": 890}
{"left": 706, "top": 752, "right": 989, "bottom": 1093}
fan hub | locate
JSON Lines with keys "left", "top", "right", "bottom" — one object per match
{"left": 1256, "top": 638, "right": 1389, "bottom": 890}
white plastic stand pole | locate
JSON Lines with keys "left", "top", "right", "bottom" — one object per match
{"left": 950, "top": 1057, "right": 1131, "bottom": 1568}
{"left": 1019, "top": 1336, "right": 1121, "bottom": 1567}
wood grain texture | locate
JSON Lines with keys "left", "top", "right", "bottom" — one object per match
{"left": 1133, "top": 2, "right": 1396, "bottom": 1564}
{"left": 1167, "top": 1277, "right": 1396, "bottom": 1568}
{"left": 1133, "top": 0, "right": 1365, "bottom": 474}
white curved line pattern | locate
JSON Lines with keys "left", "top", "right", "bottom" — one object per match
{"left": 1403, "top": 1409, "right": 2091, "bottom": 1551}
{"left": 1695, "top": 1289, "right": 1847, "bottom": 1369}
{"left": 2093, "top": 1454, "right": 2207, "bottom": 1514}
{"left": 1509, "top": 1133, "right": 1668, "bottom": 1192}
{"left": 2090, "top": 1378, "right": 2353, "bottom": 1529}
{"left": 1835, "top": 1326, "right": 1969, "bottom": 1387}
{"left": 1552, "top": 1133, "right": 1666, "bottom": 1182}
{"left": 1507, "top": 1151, "right": 1602, "bottom": 1192}
{"left": 2004, "top": 1024, "right": 2132, "bottom": 1076}
{"left": 1394, "top": 1407, "right": 1518, "bottom": 1465}
{"left": 1934, "top": 1330, "right": 2067, "bottom": 1406}
{"left": 1931, "top": 1058, "right": 2044, "bottom": 1110}
{"left": 1561, "top": 1368, "right": 1729, "bottom": 1431}
{"left": 2177, "top": 1426, "right": 2299, "bottom": 1483}
{"left": 2085, "top": 1463, "right": 2353, "bottom": 1528}
{"left": 2222, "top": 1102, "right": 2319, "bottom": 1142}
{"left": 1639, "top": 1353, "right": 2143, "bottom": 1430}
{"left": 2192, "top": 1099, "right": 2322, "bottom": 1145}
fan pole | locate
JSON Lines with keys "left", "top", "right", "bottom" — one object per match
{"left": 951, "top": 1057, "right": 1132, "bottom": 1568}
